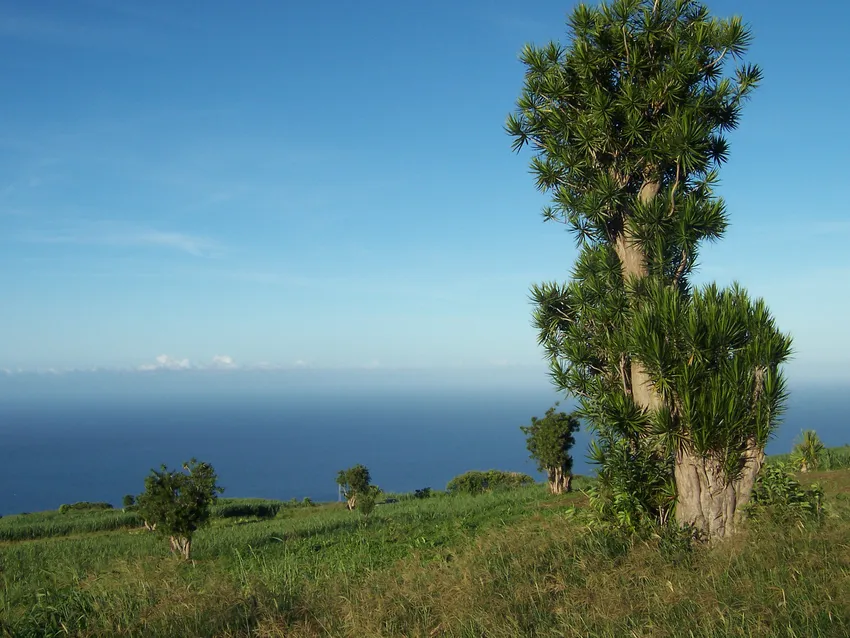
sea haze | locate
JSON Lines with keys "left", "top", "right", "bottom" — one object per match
{"left": 0, "top": 370, "right": 847, "bottom": 515}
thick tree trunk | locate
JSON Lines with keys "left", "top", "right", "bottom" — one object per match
{"left": 674, "top": 440, "right": 764, "bottom": 540}
{"left": 613, "top": 232, "right": 662, "bottom": 412}
{"left": 547, "top": 467, "right": 572, "bottom": 494}
{"left": 613, "top": 180, "right": 662, "bottom": 412}
{"left": 170, "top": 535, "right": 192, "bottom": 559}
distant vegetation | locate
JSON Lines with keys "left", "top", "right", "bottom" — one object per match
{"left": 446, "top": 470, "right": 535, "bottom": 495}
{"left": 771, "top": 442, "right": 850, "bottom": 472}
{"left": 58, "top": 501, "right": 113, "bottom": 513}
{"left": 213, "top": 498, "right": 286, "bottom": 520}
{"left": 0, "top": 508, "right": 141, "bottom": 542}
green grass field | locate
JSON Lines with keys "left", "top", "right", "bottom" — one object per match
{"left": 1, "top": 470, "right": 848, "bottom": 637}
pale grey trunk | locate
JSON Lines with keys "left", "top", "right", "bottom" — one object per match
{"left": 613, "top": 180, "right": 663, "bottom": 412}
{"left": 674, "top": 440, "right": 764, "bottom": 540}
{"left": 346, "top": 495, "right": 357, "bottom": 511}
{"left": 170, "top": 535, "right": 192, "bottom": 559}
{"left": 547, "top": 467, "right": 572, "bottom": 494}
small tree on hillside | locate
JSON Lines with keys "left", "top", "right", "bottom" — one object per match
{"left": 336, "top": 464, "right": 371, "bottom": 510}
{"left": 792, "top": 430, "right": 824, "bottom": 473}
{"left": 135, "top": 459, "right": 223, "bottom": 559}
{"left": 122, "top": 494, "right": 135, "bottom": 510}
{"left": 521, "top": 404, "right": 581, "bottom": 494}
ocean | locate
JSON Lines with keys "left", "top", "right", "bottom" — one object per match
{"left": 1, "top": 371, "right": 847, "bottom": 515}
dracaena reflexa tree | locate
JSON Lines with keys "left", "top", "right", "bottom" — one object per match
{"left": 336, "top": 464, "right": 371, "bottom": 511}
{"left": 136, "top": 459, "right": 223, "bottom": 559}
{"left": 506, "top": 0, "right": 791, "bottom": 539}
{"left": 521, "top": 404, "right": 581, "bottom": 494}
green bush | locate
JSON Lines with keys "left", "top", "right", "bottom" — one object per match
{"left": 58, "top": 502, "right": 113, "bottom": 514}
{"left": 747, "top": 462, "right": 825, "bottom": 523}
{"left": 414, "top": 487, "right": 432, "bottom": 499}
{"left": 446, "top": 470, "right": 535, "bottom": 496}
{"left": 210, "top": 498, "right": 291, "bottom": 519}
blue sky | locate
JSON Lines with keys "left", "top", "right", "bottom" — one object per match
{"left": 0, "top": 0, "right": 848, "bottom": 384}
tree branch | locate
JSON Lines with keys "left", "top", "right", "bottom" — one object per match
{"left": 707, "top": 47, "right": 728, "bottom": 70}
{"left": 620, "top": 354, "right": 632, "bottom": 396}
{"left": 671, "top": 247, "right": 688, "bottom": 288}
{"left": 669, "top": 162, "right": 681, "bottom": 217}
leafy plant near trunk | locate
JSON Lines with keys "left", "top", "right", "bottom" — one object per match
{"left": 520, "top": 404, "right": 580, "bottom": 494}
{"left": 135, "top": 459, "right": 223, "bottom": 559}
{"left": 746, "top": 462, "right": 825, "bottom": 523}
{"left": 507, "top": 0, "right": 791, "bottom": 539}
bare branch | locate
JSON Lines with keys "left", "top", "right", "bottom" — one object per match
{"left": 671, "top": 247, "right": 688, "bottom": 288}
{"left": 707, "top": 47, "right": 728, "bottom": 69}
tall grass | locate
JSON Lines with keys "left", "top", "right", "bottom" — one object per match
{"left": 1, "top": 473, "right": 848, "bottom": 637}
{"left": 0, "top": 509, "right": 142, "bottom": 542}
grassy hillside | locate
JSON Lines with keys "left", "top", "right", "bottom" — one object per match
{"left": 1, "top": 470, "right": 849, "bottom": 637}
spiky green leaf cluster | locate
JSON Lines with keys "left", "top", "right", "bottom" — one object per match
{"left": 632, "top": 282, "right": 792, "bottom": 478}
{"left": 507, "top": 0, "right": 760, "bottom": 285}
{"left": 791, "top": 430, "right": 826, "bottom": 472}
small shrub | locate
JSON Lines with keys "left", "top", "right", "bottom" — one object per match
{"left": 747, "top": 462, "right": 825, "bottom": 524}
{"left": 58, "top": 502, "right": 113, "bottom": 514}
{"left": 302, "top": 497, "right": 314, "bottom": 507}
{"left": 446, "top": 470, "right": 535, "bottom": 496}
{"left": 585, "top": 437, "right": 675, "bottom": 535}
{"left": 213, "top": 501, "right": 281, "bottom": 519}
{"left": 358, "top": 491, "right": 377, "bottom": 519}
{"left": 414, "top": 487, "right": 432, "bottom": 499}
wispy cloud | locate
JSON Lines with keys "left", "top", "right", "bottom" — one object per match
{"left": 137, "top": 354, "right": 191, "bottom": 371}
{"left": 20, "top": 225, "right": 222, "bottom": 257}
{"left": 136, "top": 354, "right": 244, "bottom": 372}
{"left": 210, "top": 355, "right": 237, "bottom": 369}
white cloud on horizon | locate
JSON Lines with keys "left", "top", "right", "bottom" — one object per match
{"left": 138, "top": 354, "right": 191, "bottom": 371}
{"left": 210, "top": 354, "right": 237, "bottom": 369}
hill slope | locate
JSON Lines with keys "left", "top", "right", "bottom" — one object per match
{"left": 1, "top": 472, "right": 849, "bottom": 637}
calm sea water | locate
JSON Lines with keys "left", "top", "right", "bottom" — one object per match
{"left": 1, "top": 375, "right": 847, "bottom": 515}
